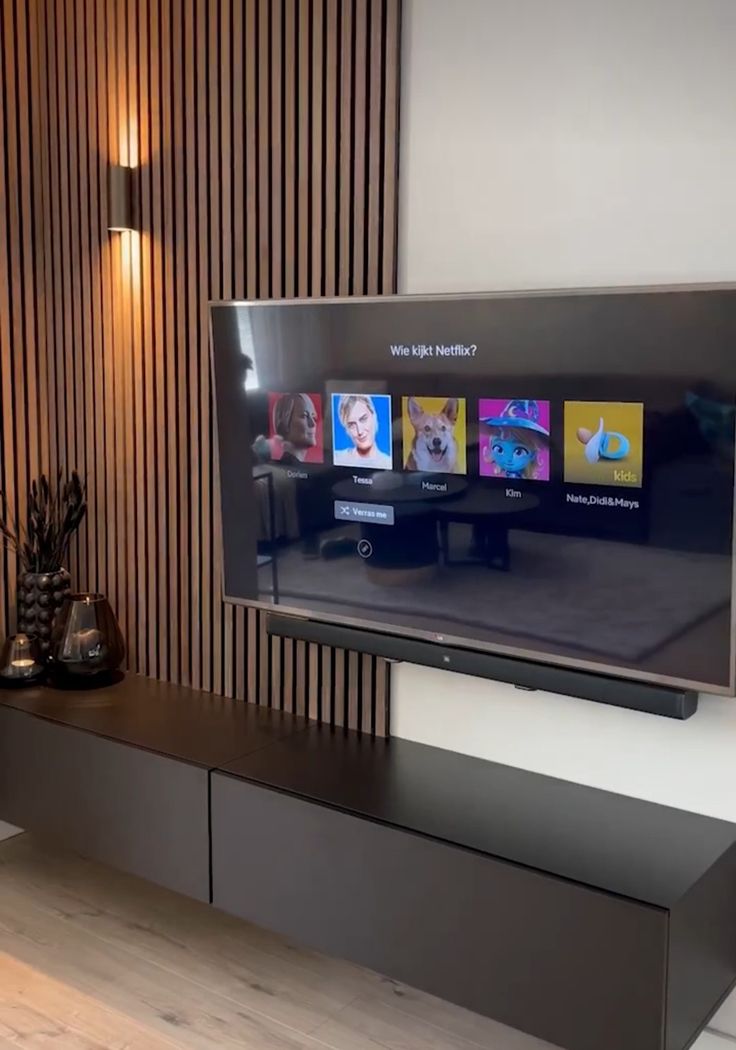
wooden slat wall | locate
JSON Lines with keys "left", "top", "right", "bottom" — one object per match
{"left": 2, "top": 0, "right": 401, "bottom": 735}
{"left": 0, "top": 0, "right": 50, "bottom": 640}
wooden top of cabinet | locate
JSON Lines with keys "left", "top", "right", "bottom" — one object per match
{"left": 219, "top": 723, "right": 736, "bottom": 909}
{"left": 0, "top": 674, "right": 307, "bottom": 769}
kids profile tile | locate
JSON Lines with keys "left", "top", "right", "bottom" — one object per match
{"left": 402, "top": 397, "right": 467, "bottom": 475}
{"left": 331, "top": 392, "right": 393, "bottom": 470}
{"left": 265, "top": 392, "right": 324, "bottom": 464}
{"left": 564, "top": 401, "right": 644, "bottom": 487}
{"left": 479, "top": 399, "right": 551, "bottom": 481}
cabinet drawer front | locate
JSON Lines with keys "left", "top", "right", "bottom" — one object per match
{"left": 211, "top": 773, "right": 667, "bottom": 1050}
{"left": 0, "top": 706, "right": 209, "bottom": 901}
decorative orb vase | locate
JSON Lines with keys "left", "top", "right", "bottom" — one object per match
{"left": 17, "top": 568, "right": 72, "bottom": 656}
{"left": 49, "top": 593, "right": 125, "bottom": 681}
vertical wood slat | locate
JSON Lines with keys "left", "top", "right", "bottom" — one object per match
{"left": 366, "top": 0, "right": 383, "bottom": 295}
{"left": 129, "top": 0, "right": 146, "bottom": 676}
{"left": 35, "top": 0, "right": 58, "bottom": 487}
{"left": 162, "top": 0, "right": 178, "bottom": 685}
{"left": 230, "top": 0, "right": 247, "bottom": 702}
{"left": 0, "top": 5, "right": 14, "bottom": 642}
{"left": 174, "top": 0, "right": 189, "bottom": 685}
{"left": 101, "top": 0, "right": 118, "bottom": 628}
{"left": 295, "top": 639, "right": 307, "bottom": 718}
{"left": 27, "top": 0, "right": 50, "bottom": 483}
{"left": 320, "top": 645, "right": 333, "bottom": 725}
{"left": 59, "top": 0, "right": 75, "bottom": 487}
{"left": 348, "top": 649, "right": 360, "bottom": 730}
{"left": 244, "top": 0, "right": 257, "bottom": 300}
{"left": 0, "top": 5, "right": 16, "bottom": 641}
{"left": 85, "top": 0, "right": 104, "bottom": 606}
{"left": 79, "top": 0, "right": 93, "bottom": 581}
{"left": 0, "top": 0, "right": 48, "bottom": 640}
{"left": 338, "top": 1, "right": 354, "bottom": 297}
{"left": 270, "top": 0, "right": 282, "bottom": 299}
{"left": 185, "top": 0, "right": 202, "bottom": 692}
{"left": 257, "top": 0, "right": 270, "bottom": 299}
{"left": 296, "top": 0, "right": 310, "bottom": 296}
{"left": 310, "top": 0, "right": 324, "bottom": 297}
{"left": 324, "top": 0, "right": 337, "bottom": 296}
{"left": 14, "top": 1, "right": 39, "bottom": 496}
{"left": 139, "top": 0, "right": 156, "bottom": 679}
{"left": 351, "top": 0, "right": 367, "bottom": 295}
{"left": 270, "top": 634, "right": 282, "bottom": 711}
{"left": 210, "top": 0, "right": 224, "bottom": 698}
{"left": 2, "top": 0, "right": 400, "bottom": 737}
{"left": 333, "top": 647, "right": 346, "bottom": 728}
{"left": 5, "top": 0, "right": 30, "bottom": 618}
{"left": 283, "top": 0, "right": 296, "bottom": 300}
{"left": 215, "top": 0, "right": 231, "bottom": 698}
{"left": 382, "top": 0, "right": 400, "bottom": 293}
{"left": 151, "top": 0, "right": 167, "bottom": 682}
{"left": 195, "top": 0, "right": 211, "bottom": 692}
{"left": 114, "top": 0, "right": 130, "bottom": 660}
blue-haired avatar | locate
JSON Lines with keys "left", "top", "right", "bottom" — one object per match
{"left": 481, "top": 399, "right": 550, "bottom": 481}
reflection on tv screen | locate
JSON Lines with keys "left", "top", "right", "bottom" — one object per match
{"left": 211, "top": 288, "right": 736, "bottom": 694}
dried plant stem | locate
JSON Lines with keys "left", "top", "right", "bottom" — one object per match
{"left": 0, "top": 471, "right": 87, "bottom": 574}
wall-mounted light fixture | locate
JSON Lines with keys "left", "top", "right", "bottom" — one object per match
{"left": 107, "top": 165, "right": 137, "bottom": 232}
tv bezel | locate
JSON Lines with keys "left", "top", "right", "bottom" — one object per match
{"left": 209, "top": 284, "right": 736, "bottom": 698}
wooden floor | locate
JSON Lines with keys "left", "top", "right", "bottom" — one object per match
{"left": 0, "top": 833, "right": 556, "bottom": 1050}
{"left": 0, "top": 835, "right": 728, "bottom": 1050}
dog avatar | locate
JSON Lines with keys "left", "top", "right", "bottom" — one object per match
{"left": 404, "top": 397, "right": 461, "bottom": 473}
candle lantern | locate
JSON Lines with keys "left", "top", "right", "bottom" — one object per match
{"left": 0, "top": 633, "right": 45, "bottom": 687}
{"left": 49, "top": 594, "right": 125, "bottom": 681}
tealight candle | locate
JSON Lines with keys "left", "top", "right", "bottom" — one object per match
{"left": 0, "top": 633, "right": 45, "bottom": 686}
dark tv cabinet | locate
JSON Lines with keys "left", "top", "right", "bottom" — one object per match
{"left": 0, "top": 674, "right": 734, "bottom": 1050}
{"left": 0, "top": 676, "right": 305, "bottom": 900}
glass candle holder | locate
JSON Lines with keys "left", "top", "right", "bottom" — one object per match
{"left": 0, "top": 633, "right": 45, "bottom": 687}
{"left": 49, "top": 593, "right": 125, "bottom": 679}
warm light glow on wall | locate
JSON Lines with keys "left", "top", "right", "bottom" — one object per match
{"left": 119, "top": 116, "right": 139, "bottom": 169}
{"left": 119, "top": 228, "right": 141, "bottom": 293}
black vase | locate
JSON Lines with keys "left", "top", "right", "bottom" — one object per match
{"left": 17, "top": 568, "right": 72, "bottom": 657}
{"left": 49, "top": 593, "right": 125, "bottom": 681}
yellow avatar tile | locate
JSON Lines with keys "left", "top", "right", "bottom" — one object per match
{"left": 564, "top": 401, "right": 644, "bottom": 487}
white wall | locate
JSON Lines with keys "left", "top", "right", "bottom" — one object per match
{"left": 396, "top": 0, "right": 736, "bottom": 787}
{"left": 397, "top": 5, "right": 736, "bottom": 1041}
{"left": 393, "top": 665, "right": 736, "bottom": 818}
{"left": 399, "top": 0, "right": 736, "bottom": 294}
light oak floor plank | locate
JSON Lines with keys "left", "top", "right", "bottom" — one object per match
{"left": 0, "top": 835, "right": 564, "bottom": 1050}
{"left": 0, "top": 836, "right": 384, "bottom": 1020}
{"left": 364, "top": 983, "right": 557, "bottom": 1049}
{"left": 312, "top": 995, "right": 557, "bottom": 1050}
{"left": 0, "top": 952, "right": 180, "bottom": 1049}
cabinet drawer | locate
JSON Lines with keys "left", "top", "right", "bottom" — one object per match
{"left": 0, "top": 706, "right": 209, "bottom": 900}
{"left": 211, "top": 772, "right": 668, "bottom": 1050}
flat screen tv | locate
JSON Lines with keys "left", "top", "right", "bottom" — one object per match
{"left": 210, "top": 286, "right": 736, "bottom": 697}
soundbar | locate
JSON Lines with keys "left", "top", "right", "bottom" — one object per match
{"left": 266, "top": 613, "right": 699, "bottom": 720}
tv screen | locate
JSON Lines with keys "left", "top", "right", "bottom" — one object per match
{"left": 210, "top": 287, "right": 736, "bottom": 695}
